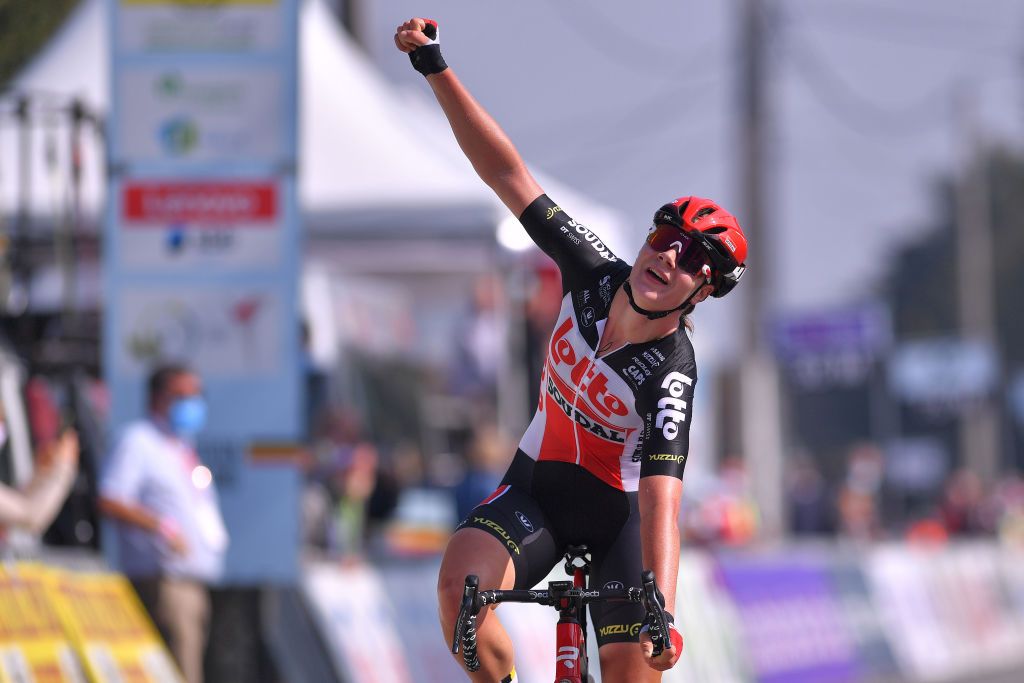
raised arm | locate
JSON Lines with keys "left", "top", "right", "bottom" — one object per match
{"left": 0, "top": 430, "right": 78, "bottom": 535}
{"left": 395, "top": 18, "right": 542, "bottom": 217}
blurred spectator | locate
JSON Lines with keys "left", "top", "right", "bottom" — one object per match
{"left": 303, "top": 407, "right": 392, "bottom": 559}
{"left": 300, "top": 319, "right": 329, "bottom": 441}
{"left": 905, "top": 516, "right": 950, "bottom": 545}
{"left": 785, "top": 454, "right": 836, "bottom": 535}
{"left": 449, "top": 275, "right": 506, "bottom": 407}
{"left": 837, "top": 486, "right": 880, "bottom": 541}
{"left": 0, "top": 401, "right": 79, "bottom": 537}
{"left": 682, "top": 456, "right": 758, "bottom": 545}
{"left": 939, "top": 468, "right": 995, "bottom": 536}
{"left": 993, "top": 473, "right": 1024, "bottom": 545}
{"left": 98, "top": 364, "right": 228, "bottom": 683}
{"left": 453, "top": 423, "right": 512, "bottom": 522}
{"left": 836, "top": 443, "right": 884, "bottom": 541}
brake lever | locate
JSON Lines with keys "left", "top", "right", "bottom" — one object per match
{"left": 451, "top": 575, "right": 480, "bottom": 655}
{"left": 640, "top": 570, "right": 669, "bottom": 658}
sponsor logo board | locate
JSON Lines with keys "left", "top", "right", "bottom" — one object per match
{"left": 118, "top": 180, "right": 282, "bottom": 269}
{"left": 115, "top": 66, "right": 286, "bottom": 165}
{"left": 118, "top": 0, "right": 285, "bottom": 54}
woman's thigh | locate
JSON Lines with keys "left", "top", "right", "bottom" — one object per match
{"left": 451, "top": 483, "right": 562, "bottom": 590}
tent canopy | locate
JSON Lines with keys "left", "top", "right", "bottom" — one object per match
{"left": 1, "top": 0, "right": 630, "bottom": 255}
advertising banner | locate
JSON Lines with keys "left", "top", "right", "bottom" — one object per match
{"left": 117, "top": 180, "right": 283, "bottom": 270}
{"left": 302, "top": 562, "right": 414, "bottom": 683}
{"left": 375, "top": 560, "right": 464, "bottom": 682}
{"left": 0, "top": 644, "right": 85, "bottom": 683}
{"left": 117, "top": 0, "right": 285, "bottom": 54}
{"left": 863, "top": 545, "right": 953, "bottom": 681}
{"left": 772, "top": 304, "right": 890, "bottom": 389}
{"left": 672, "top": 552, "right": 750, "bottom": 683}
{"left": 0, "top": 563, "right": 180, "bottom": 683}
{"left": 107, "top": 0, "right": 301, "bottom": 584}
{"left": 716, "top": 552, "right": 860, "bottom": 683}
{"left": 48, "top": 570, "right": 180, "bottom": 683}
{"left": 114, "top": 66, "right": 286, "bottom": 166}
{"left": 0, "top": 564, "right": 86, "bottom": 683}
{"left": 826, "top": 557, "right": 898, "bottom": 682}
{"left": 114, "top": 285, "right": 283, "bottom": 379}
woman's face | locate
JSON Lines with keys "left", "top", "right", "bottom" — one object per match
{"left": 629, "top": 239, "right": 714, "bottom": 313}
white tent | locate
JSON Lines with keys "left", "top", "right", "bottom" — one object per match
{"left": 1, "top": 0, "right": 630, "bottom": 254}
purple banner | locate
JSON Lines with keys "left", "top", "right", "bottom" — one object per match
{"left": 716, "top": 553, "right": 861, "bottom": 683}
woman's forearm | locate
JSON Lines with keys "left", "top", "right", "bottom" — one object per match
{"left": 425, "top": 69, "right": 541, "bottom": 214}
{"left": 639, "top": 476, "right": 682, "bottom": 612}
{"left": 0, "top": 462, "right": 76, "bottom": 534}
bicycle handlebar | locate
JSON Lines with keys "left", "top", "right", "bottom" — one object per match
{"left": 451, "top": 570, "right": 673, "bottom": 671}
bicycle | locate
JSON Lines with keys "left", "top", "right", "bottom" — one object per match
{"left": 451, "top": 544, "right": 673, "bottom": 683}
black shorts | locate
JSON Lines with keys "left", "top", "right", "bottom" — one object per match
{"left": 456, "top": 450, "right": 646, "bottom": 647}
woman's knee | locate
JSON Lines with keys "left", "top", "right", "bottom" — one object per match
{"left": 437, "top": 528, "right": 516, "bottom": 624}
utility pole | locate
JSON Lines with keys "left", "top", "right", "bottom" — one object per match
{"left": 954, "top": 85, "right": 1001, "bottom": 486}
{"left": 738, "top": 0, "right": 786, "bottom": 538}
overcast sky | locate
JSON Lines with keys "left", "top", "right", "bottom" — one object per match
{"left": 359, "top": 0, "right": 1024, "bottom": 349}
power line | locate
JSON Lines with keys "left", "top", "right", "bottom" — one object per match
{"left": 523, "top": 77, "right": 725, "bottom": 172}
{"left": 784, "top": 9, "right": 1020, "bottom": 60}
{"left": 545, "top": 0, "right": 720, "bottom": 81}
{"left": 771, "top": 6, "right": 954, "bottom": 138}
{"left": 510, "top": 67, "right": 726, "bottom": 143}
{"left": 782, "top": 0, "right": 1008, "bottom": 37}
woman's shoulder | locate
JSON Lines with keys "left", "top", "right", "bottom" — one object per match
{"left": 654, "top": 327, "right": 698, "bottom": 378}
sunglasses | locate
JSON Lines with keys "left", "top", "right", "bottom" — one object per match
{"left": 646, "top": 225, "right": 713, "bottom": 280}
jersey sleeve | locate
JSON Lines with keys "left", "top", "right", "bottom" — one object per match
{"left": 518, "top": 194, "right": 622, "bottom": 292}
{"left": 636, "top": 362, "right": 698, "bottom": 480}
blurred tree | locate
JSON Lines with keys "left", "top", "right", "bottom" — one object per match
{"left": 887, "top": 147, "right": 1024, "bottom": 366}
{"left": 0, "top": 0, "right": 80, "bottom": 87}
{"left": 988, "top": 149, "right": 1024, "bottom": 367}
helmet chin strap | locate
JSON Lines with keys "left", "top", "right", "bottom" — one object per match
{"left": 622, "top": 281, "right": 702, "bottom": 321}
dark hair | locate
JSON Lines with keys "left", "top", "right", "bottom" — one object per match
{"left": 147, "top": 362, "right": 193, "bottom": 409}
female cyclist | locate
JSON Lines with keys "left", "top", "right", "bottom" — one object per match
{"left": 394, "top": 17, "right": 748, "bottom": 683}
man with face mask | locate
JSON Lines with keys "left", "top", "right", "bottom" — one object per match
{"left": 98, "top": 363, "right": 228, "bottom": 683}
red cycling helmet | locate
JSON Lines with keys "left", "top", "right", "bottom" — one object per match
{"left": 652, "top": 196, "right": 748, "bottom": 298}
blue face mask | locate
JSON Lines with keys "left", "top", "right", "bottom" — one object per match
{"left": 168, "top": 396, "right": 207, "bottom": 438}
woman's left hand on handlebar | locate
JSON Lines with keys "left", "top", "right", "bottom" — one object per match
{"left": 640, "top": 625, "right": 684, "bottom": 672}
{"left": 394, "top": 17, "right": 431, "bottom": 53}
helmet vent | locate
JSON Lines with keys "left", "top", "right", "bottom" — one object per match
{"left": 694, "top": 207, "right": 717, "bottom": 220}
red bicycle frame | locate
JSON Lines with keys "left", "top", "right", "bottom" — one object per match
{"left": 552, "top": 547, "right": 591, "bottom": 683}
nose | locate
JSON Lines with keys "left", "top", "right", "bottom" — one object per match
{"left": 657, "top": 248, "right": 677, "bottom": 270}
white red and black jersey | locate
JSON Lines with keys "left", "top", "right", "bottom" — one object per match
{"left": 517, "top": 195, "right": 698, "bottom": 493}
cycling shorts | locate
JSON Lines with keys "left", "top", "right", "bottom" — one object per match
{"left": 457, "top": 450, "right": 647, "bottom": 647}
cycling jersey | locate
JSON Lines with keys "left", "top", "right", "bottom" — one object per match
{"left": 516, "top": 194, "right": 698, "bottom": 492}
{"left": 458, "top": 194, "right": 700, "bottom": 646}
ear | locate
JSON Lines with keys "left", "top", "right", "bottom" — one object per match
{"left": 692, "top": 283, "right": 715, "bottom": 305}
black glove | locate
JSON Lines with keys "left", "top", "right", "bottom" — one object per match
{"left": 409, "top": 20, "right": 448, "bottom": 76}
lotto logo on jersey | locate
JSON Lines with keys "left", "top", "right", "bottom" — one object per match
{"left": 549, "top": 317, "right": 629, "bottom": 419}
{"left": 655, "top": 371, "right": 693, "bottom": 440}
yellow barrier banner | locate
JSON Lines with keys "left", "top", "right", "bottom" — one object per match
{"left": 0, "top": 564, "right": 65, "bottom": 642}
{"left": 45, "top": 571, "right": 182, "bottom": 683}
{"left": 0, "top": 563, "right": 181, "bottom": 683}
{"left": 0, "top": 564, "right": 86, "bottom": 683}
{"left": 48, "top": 572, "right": 158, "bottom": 645}
{"left": 0, "top": 643, "right": 86, "bottom": 683}
{"left": 81, "top": 643, "right": 180, "bottom": 683}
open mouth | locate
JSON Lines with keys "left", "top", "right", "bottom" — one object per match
{"left": 646, "top": 268, "right": 669, "bottom": 285}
